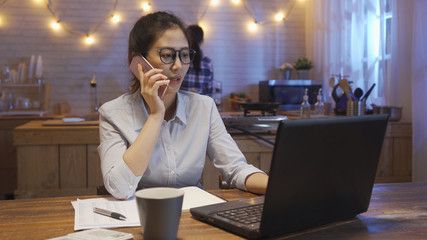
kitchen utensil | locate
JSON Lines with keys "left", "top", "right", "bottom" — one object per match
{"left": 332, "top": 83, "right": 350, "bottom": 115}
{"left": 354, "top": 88, "right": 364, "bottom": 100}
{"left": 347, "top": 101, "right": 366, "bottom": 116}
{"left": 361, "top": 83, "right": 376, "bottom": 101}
{"left": 328, "top": 76, "right": 336, "bottom": 88}
{"left": 339, "top": 79, "right": 352, "bottom": 101}
{"left": 346, "top": 79, "right": 356, "bottom": 100}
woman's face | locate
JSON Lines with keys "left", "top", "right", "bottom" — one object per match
{"left": 146, "top": 27, "right": 190, "bottom": 95}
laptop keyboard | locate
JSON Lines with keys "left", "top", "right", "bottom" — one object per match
{"left": 217, "top": 204, "right": 263, "bottom": 225}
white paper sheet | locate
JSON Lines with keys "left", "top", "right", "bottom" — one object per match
{"left": 72, "top": 187, "right": 226, "bottom": 231}
{"left": 72, "top": 197, "right": 140, "bottom": 231}
{"left": 180, "top": 186, "right": 226, "bottom": 211}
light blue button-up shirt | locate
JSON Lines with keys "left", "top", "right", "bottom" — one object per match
{"left": 98, "top": 90, "right": 263, "bottom": 199}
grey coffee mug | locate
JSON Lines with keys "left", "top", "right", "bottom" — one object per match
{"left": 135, "top": 187, "right": 184, "bottom": 240}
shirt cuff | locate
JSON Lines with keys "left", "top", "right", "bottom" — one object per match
{"left": 105, "top": 160, "right": 142, "bottom": 199}
{"left": 233, "top": 164, "right": 265, "bottom": 191}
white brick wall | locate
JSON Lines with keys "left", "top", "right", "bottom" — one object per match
{"left": 0, "top": 0, "right": 306, "bottom": 113}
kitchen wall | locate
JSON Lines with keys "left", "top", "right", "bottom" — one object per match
{"left": 0, "top": 0, "right": 306, "bottom": 113}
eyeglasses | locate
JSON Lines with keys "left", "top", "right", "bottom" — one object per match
{"left": 151, "top": 47, "right": 196, "bottom": 65}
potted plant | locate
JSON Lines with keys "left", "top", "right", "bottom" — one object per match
{"left": 228, "top": 92, "right": 251, "bottom": 111}
{"left": 293, "top": 57, "right": 314, "bottom": 79}
{"left": 278, "top": 63, "right": 293, "bottom": 80}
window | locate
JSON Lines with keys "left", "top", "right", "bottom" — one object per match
{"left": 362, "top": 0, "right": 392, "bottom": 99}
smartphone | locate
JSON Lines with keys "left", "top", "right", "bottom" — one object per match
{"left": 130, "top": 54, "right": 168, "bottom": 99}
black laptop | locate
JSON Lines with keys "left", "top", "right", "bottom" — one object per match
{"left": 190, "top": 114, "right": 389, "bottom": 239}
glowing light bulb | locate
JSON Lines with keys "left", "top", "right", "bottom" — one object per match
{"left": 275, "top": 13, "right": 285, "bottom": 22}
{"left": 231, "top": 0, "right": 240, "bottom": 4}
{"left": 85, "top": 35, "right": 94, "bottom": 45}
{"left": 248, "top": 21, "right": 257, "bottom": 32}
{"left": 198, "top": 22, "right": 207, "bottom": 32}
{"left": 33, "top": 0, "right": 43, "bottom": 3}
{"left": 111, "top": 14, "right": 120, "bottom": 23}
{"left": 142, "top": 2, "right": 151, "bottom": 11}
{"left": 211, "top": 0, "right": 219, "bottom": 6}
{"left": 51, "top": 21, "right": 60, "bottom": 30}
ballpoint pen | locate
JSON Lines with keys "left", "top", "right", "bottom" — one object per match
{"left": 93, "top": 207, "right": 127, "bottom": 221}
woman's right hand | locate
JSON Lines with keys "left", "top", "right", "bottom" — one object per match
{"left": 137, "top": 64, "right": 170, "bottom": 116}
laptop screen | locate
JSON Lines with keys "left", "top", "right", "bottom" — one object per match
{"left": 261, "top": 115, "right": 389, "bottom": 235}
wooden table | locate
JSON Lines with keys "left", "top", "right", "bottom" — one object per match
{"left": 0, "top": 183, "right": 426, "bottom": 240}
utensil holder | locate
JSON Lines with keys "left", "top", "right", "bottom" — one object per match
{"left": 346, "top": 101, "right": 366, "bottom": 116}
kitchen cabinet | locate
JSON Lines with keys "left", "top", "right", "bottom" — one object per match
{"left": 13, "top": 120, "right": 102, "bottom": 199}
{"left": 375, "top": 122, "right": 412, "bottom": 183}
{"left": 202, "top": 122, "right": 413, "bottom": 190}
{"left": 13, "top": 120, "right": 412, "bottom": 198}
{"left": 0, "top": 115, "right": 55, "bottom": 199}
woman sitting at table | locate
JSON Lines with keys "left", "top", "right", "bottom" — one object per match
{"left": 97, "top": 11, "right": 268, "bottom": 200}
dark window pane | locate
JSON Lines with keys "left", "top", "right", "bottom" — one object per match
{"left": 386, "top": 0, "right": 392, "bottom": 13}
{"left": 386, "top": 18, "right": 392, "bottom": 55}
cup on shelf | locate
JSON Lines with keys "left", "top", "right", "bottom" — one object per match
{"left": 22, "top": 98, "right": 32, "bottom": 109}
{"left": 211, "top": 81, "right": 222, "bottom": 111}
{"left": 15, "top": 97, "right": 24, "bottom": 110}
{"left": 33, "top": 101, "right": 41, "bottom": 109}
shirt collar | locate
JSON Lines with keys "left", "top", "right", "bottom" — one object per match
{"left": 131, "top": 91, "right": 187, "bottom": 131}
{"left": 174, "top": 91, "right": 187, "bottom": 126}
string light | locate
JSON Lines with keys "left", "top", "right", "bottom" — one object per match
{"left": 0, "top": 0, "right": 298, "bottom": 44}
{"left": 248, "top": 21, "right": 257, "bottom": 32}
{"left": 275, "top": 13, "right": 285, "bottom": 22}
{"left": 51, "top": 20, "right": 60, "bottom": 30}
{"left": 198, "top": 22, "right": 207, "bottom": 32}
{"left": 111, "top": 14, "right": 120, "bottom": 23}
{"left": 43, "top": 0, "right": 118, "bottom": 46}
{"left": 0, "top": 0, "right": 7, "bottom": 27}
{"left": 142, "top": 2, "right": 151, "bottom": 11}
{"left": 211, "top": 0, "right": 219, "bottom": 6}
{"left": 85, "top": 35, "right": 94, "bottom": 45}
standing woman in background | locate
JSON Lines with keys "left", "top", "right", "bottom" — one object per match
{"left": 181, "top": 25, "right": 214, "bottom": 95}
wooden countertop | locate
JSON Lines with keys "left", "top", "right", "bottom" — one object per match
{"left": 12, "top": 114, "right": 411, "bottom": 146}
{"left": 14, "top": 120, "right": 99, "bottom": 145}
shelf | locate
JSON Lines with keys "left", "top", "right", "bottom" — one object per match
{"left": 0, "top": 110, "right": 47, "bottom": 116}
{"left": 1, "top": 84, "right": 40, "bottom": 87}
{"left": 0, "top": 83, "right": 50, "bottom": 115}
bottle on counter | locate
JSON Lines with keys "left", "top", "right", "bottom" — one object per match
{"left": 314, "top": 88, "right": 325, "bottom": 115}
{"left": 212, "top": 81, "right": 222, "bottom": 111}
{"left": 300, "top": 88, "right": 311, "bottom": 119}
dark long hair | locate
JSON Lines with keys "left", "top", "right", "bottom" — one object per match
{"left": 128, "top": 11, "right": 190, "bottom": 93}
{"left": 186, "top": 25, "right": 204, "bottom": 73}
